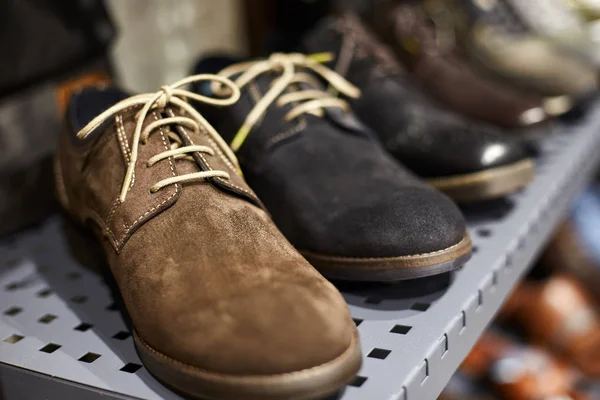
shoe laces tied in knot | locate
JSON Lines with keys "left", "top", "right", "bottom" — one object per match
{"left": 156, "top": 85, "right": 174, "bottom": 109}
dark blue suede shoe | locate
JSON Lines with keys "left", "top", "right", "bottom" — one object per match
{"left": 191, "top": 53, "right": 471, "bottom": 281}
{"left": 301, "top": 13, "right": 536, "bottom": 203}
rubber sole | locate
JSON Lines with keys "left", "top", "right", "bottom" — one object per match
{"left": 134, "top": 330, "right": 362, "bottom": 400}
{"left": 302, "top": 234, "right": 472, "bottom": 281}
{"left": 427, "top": 159, "right": 535, "bottom": 203}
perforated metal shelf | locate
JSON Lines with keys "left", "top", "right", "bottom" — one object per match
{"left": 2, "top": 108, "right": 600, "bottom": 400}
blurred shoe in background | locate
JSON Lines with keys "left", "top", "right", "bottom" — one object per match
{"left": 462, "top": 332, "right": 591, "bottom": 400}
{"left": 499, "top": 274, "right": 600, "bottom": 378}
{"left": 450, "top": 0, "right": 598, "bottom": 104}
{"left": 500, "top": 0, "right": 600, "bottom": 65}
{"left": 302, "top": 13, "right": 535, "bottom": 202}
{"left": 365, "top": 0, "right": 552, "bottom": 127}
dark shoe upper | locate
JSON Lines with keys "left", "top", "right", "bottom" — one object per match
{"left": 300, "top": 13, "right": 531, "bottom": 178}
{"left": 192, "top": 55, "right": 467, "bottom": 259}
{"left": 361, "top": 1, "right": 551, "bottom": 127}
{"left": 56, "top": 82, "right": 357, "bottom": 376}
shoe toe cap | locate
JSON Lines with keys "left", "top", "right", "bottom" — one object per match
{"left": 396, "top": 122, "right": 531, "bottom": 178}
{"left": 438, "top": 128, "right": 530, "bottom": 175}
{"left": 153, "top": 281, "right": 357, "bottom": 376}
{"left": 318, "top": 186, "right": 467, "bottom": 258}
{"left": 476, "top": 138, "right": 529, "bottom": 170}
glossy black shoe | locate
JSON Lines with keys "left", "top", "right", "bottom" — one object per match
{"left": 192, "top": 53, "right": 471, "bottom": 281}
{"left": 301, "top": 13, "right": 535, "bottom": 203}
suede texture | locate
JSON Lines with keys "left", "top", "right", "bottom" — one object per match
{"left": 301, "top": 14, "right": 529, "bottom": 178}
{"left": 56, "top": 91, "right": 355, "bottom": 376}
{"left": 192, "top": 65, "right": 466, "bottom": 259}
{"left": 364, "top": 1, "right": 548, "bottom": 128}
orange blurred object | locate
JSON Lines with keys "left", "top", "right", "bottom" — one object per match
{"left": 540, "top": 220, "right": 600, "bottom": 307}
{"left": 463, "top": 332, "right": 589, "bottom": 400}
{"left": 499, "top": 274, "right": 600, "bottom": 378}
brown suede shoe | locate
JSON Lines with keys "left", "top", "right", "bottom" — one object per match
{"left": 367, "top": 0, "right": 552, "bottom": 128}
{"left": 54, "top": 77, "right": 361, "bottom": 399}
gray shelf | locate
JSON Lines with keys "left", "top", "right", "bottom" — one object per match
{"left": 2, "top": 107, "right": 600, "bottom": 400}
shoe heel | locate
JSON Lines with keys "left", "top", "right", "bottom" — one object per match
{"left": 55, "top": 154, "right": 107, "bottom": 273}
{"left": 62, "top": 216, "right": 107, "bottom": 274}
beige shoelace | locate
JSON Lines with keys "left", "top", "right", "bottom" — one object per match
{"left": 76, "top": 75, "right": 241, "bottom": 202}
{"left": 214, "top": 53, "right": 361, "bottom": 152}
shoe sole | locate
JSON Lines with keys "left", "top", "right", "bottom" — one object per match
{"left": 302, "top": 234, "right": 472, "bottom": 281}
{"left": 426, "top": 159, "right": 535, "bottom": 203}
{"left": 134, "top": 330, "right": 362, "bottom": 400}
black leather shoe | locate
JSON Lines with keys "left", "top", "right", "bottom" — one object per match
{"left": 301, "top": 13, "right": 535, "bottom": 203}
{"left": 192, "top": 53, "right": 471, "bottom": 281}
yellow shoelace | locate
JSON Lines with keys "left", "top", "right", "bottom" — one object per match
{"left": 215, "top": 53, "right": 361, "bottom": 152}
{"left": 76, "top": 74, "right": 241, "bottom": 201}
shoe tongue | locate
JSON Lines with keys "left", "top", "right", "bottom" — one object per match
{"left": 170, "top": 143, "right": 199, "bottom": 175}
